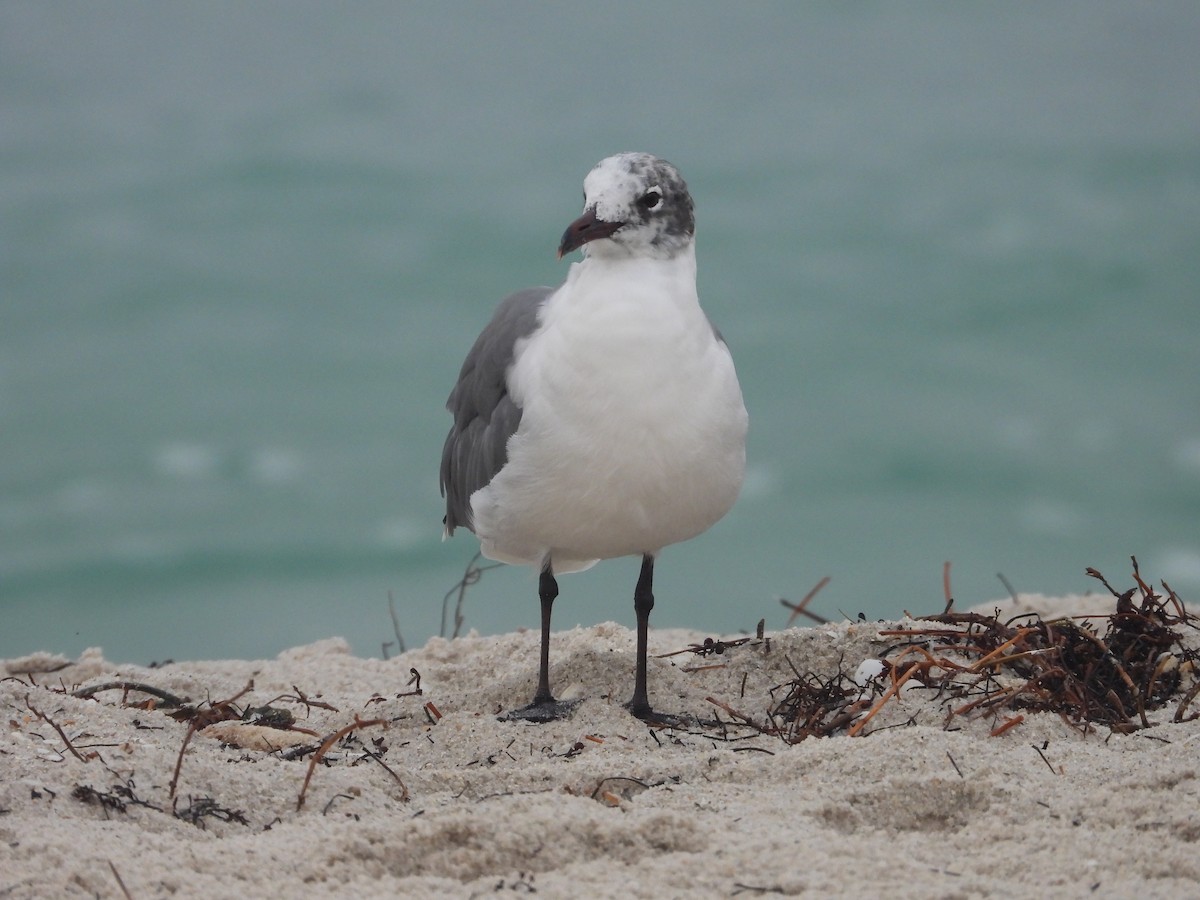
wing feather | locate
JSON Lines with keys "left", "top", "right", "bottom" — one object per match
{"left": 440, "top": 286, "right": 553, "bottom": 534}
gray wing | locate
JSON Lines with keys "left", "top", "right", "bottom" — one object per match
{"left": 440, "top": 286, "right": 553, "bottom": 534}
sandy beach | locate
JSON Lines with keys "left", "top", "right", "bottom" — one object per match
{"left": 3, "top": 588, "right": 1199, "bottom": 899}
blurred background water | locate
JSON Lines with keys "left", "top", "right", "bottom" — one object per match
{"left": 3, "top": 2, "right": 1198, "bottom": 663}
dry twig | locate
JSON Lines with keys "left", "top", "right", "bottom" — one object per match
{"left": 297, "top": 716, "right": 390, "bottom": 811}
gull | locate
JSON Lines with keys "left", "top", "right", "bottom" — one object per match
{"left": 440, "top": 152, "right": 747, "bottom": 722}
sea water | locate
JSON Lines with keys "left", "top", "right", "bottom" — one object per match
{"left": 3, "top": 2, "right": 1198, "bottom": 662}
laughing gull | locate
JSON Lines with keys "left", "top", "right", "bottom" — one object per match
{"left": 440, "top": 152, "right": 747, "bottom": 722}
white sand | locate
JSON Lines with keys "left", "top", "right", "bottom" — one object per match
{"left": 3, "top": 593, "right": 1199, "bottom": 899}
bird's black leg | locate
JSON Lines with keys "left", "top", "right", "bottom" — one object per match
{"left": 628, "top": 554, "right": 656, "bottom": 719}
{"left": 626, "top": 554, "right": 693, "bottom": 725}
{"left": 532, "top": 566, "right": 558, "bottom": 705}
{"left": 501, "top": 563, "right": 580, "bottom": 723}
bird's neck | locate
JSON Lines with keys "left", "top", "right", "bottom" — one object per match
{"left": 566, "top": 242, "right": 698, "bottom": 296}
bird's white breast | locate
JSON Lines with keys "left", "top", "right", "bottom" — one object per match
{"left": 470, "top": 247, "right": 748, "bottom": 572}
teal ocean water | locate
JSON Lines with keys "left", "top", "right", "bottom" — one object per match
{"left": 3, "top": 3, "right": 1199, "bottom": 663}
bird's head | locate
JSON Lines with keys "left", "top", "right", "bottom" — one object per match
{"left": 558, "top": 152, "right": 695, "bottom": 261}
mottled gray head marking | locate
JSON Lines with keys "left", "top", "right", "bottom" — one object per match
{"left": 560, "top": 152, "right": 695, "bottom": 260}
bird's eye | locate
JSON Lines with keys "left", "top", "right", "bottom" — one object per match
{"left": 637, "top": 189, "right": 663, "bottom": 212}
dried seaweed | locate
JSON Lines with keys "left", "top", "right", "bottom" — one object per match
{"left": 72, "top": 779, "right": 163, "bottom": 819}
{"left": 704, "top": 558, "right": 1198, "bottom": 744}
{"left": 764, "top": 658, "right": 867, "bottom": 742}
{"left": 72, "top": 681, "right": 188, "bottom": 709}
{"left": 173, "top": 795, "right": 249, "bottom": 829}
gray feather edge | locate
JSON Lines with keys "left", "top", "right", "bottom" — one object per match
{"left": 440, "top": 286, "right": 553, "bottom": 533}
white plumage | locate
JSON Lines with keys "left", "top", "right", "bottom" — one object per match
{"left": 473, "top": 244, "right": 746, "bottom": 571}
{"left": 440, "top": 152, "right": 747, "bottom": 721}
